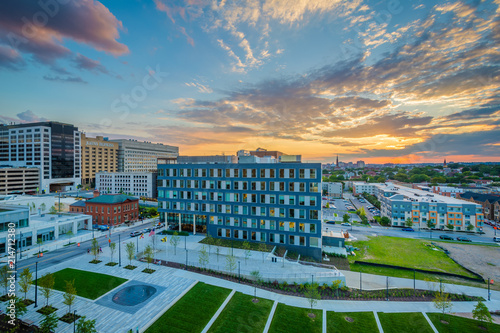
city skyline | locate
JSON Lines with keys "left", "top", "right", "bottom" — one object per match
{"left": 1, "top": 0, "right": 499, "bottom": 164}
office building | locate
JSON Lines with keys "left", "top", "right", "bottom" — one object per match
{"left": 80, "top": 134, "right": 118, "bottom": 186}
{"left": 84, "top": 191, "right": 139, "bottom": 226}
{"left": 0, "top": 122, "right": 81, "bottom": 193}
{"left": 322, "top": 182, "right": 343, "bottom": 198}
{"left": 110, "top": 139, "right": 178, "bottom": 172}
{"left": 157, "top": 154, "right": 323, "bottom": 259}
{"left": 356, "top": 160, "right": 365, "bottom": 168}
{"left": 376, "top": 183, "right": 484, "bottom": 231}
{"left": 0, "top": 166, "right": 40, "bottom": 195}
{"left": 96, "top": 171, "right": 157, "bottom": 198}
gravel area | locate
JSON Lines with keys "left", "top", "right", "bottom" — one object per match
{"left": 437, "top": 242, "right": 500, "bottom": 283}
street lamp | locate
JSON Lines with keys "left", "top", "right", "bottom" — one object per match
{"left": 34, "top": 261, "right": 38, "bottom": 308}
{"left": 118, "top": 234, "right": 121, "bottom": 267}
{"left": 73, "top": 310, "right": 77, "bottom": 333}
{"left": 238, "top": 261, "right": 241, "bottom": 283}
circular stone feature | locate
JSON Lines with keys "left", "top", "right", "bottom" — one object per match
{"left": 112, "top": 285, "right": 157, "bottom": 306}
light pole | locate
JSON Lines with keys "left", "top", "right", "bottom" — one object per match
{"left": 73, "top": 310, "right": 77, "bottom": 333}
{"left": 34, "top": 261, "right": 38, "bottom": 308}
{"left": 19, "top": 231, "right": 23, "bottom": 259}
{"left": 118, "top": 234, "right": 121, "bottom": 267}
{"left": 185, "top": 250, "right": 188, "bottom": 270}
{"left": 238, "top": 261, "right": 241, "bottom": 283}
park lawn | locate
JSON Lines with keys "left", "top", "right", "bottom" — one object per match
{"left": 427, "top": 313, "right": 500, "bottom": 333}
{"left": 38, "top": 268, "right": 127, "bottom": 300}
{"left": 268, "top": 303, "right": 322, "bottom": 333}
{"left": 208, "top": 292, "right": 273, "bottom": 333}
{"left": 327, "top": 312, "right": 379, "bottom": 333}
{"left": 349, "top": 236, "right": 476, "bottom": 278}
{"left": 378, "top": 312, "right": 433, "bottom": 333}
{"left": 145, "top": 282, "right": 231, "bottom": 333}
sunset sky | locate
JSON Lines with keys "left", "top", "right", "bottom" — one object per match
{"left": 0, "top": 0, "right": 499, "bottom": 164}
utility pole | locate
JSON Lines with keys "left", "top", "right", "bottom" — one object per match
{"left": 118, "top": 234, "right": 121, "bottom": 267}
{"left": 34, "top": 261, "right": 38, "bottom": 308}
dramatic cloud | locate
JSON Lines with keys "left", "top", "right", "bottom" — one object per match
{"left": 43, "top": 75, "right": 87, "bottom": 84}
{"left": 0, "top": 110, "right": 49, "bottom": 124}
{"left": 0, "top": 0, "right": 128, "bottom": 68}
{"left": 72, "top": 54, "right": 109, "bottom": 75}
{"left": 0, "top": 44, "right": 23, "bottom": 70}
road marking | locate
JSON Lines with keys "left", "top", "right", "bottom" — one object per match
{"left": 18, "top": 250, "right": 79, "bottom": 270}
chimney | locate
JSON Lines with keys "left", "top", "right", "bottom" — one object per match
{"left": 93, "top": 190, "right": 100, "bottom": 198}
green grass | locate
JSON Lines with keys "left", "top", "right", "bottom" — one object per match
{"left": 208, "top": 292, "right": 273, "bottom": 333}
{"left": 145, "top": 282, "right": 231, "bottom": 333}
{"left": 378, "top": 312, "right": 434, "bottom": 333}
{"left": 269, "top": 304, "right": 322, "bottom": 333}
{"left": 199, "top": 237, "right": 274, "bottom": 252}
{"left": 427, "top": 313, "right": 500, "bottom": 333}
{"left": 349, "top": 236, "right": 476, "bottom": 278}
{"left": 37, "top": 268, "right": 127, "bottom": 300}
{"left": 327, "top": 312, "right": 379, "bottom": 333}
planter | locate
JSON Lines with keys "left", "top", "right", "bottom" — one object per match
{"left": 142, "top": 268, "right": 155, "bottom": 274}
{"left": 89, "top": 260, "right": 102, "bottom": 264}
{"left": 59, "top": 312, "right": 81, "bottom": 324}
{"left": 37, "top": 305, "right": 58, "bottom": 315}
{"left": 105, "top": 262, "right": 118, "bottom": 266}
{"left": 124, "top": 265, "right": 137, "bottom": 270}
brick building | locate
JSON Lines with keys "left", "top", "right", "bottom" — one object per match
{"left": 82, "top": 191, "right": 139, "bottom": 226}
{"left": 69, "top": 200, "right": 86, "bottom": 213}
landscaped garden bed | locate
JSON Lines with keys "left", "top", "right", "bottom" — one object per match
{"left": 37, "top": 305, "right": 58, "bottom": 315}
{"left": 427, "top": 313, "right": 500, "bottom": 333}
{"left": 124, "top": 265, "right": 137, "bottom": 270}
{"left": 21, "top": 299, "right": 35, "bottom": 306}
{"left": 162, "top": 261, "right": 483, "bottom": 302}
{"left": 0, "top": 314, "right": 40, "bottom": 333}
{"left": 105, "top": 262, "right": 118, "bottom": 266}
{"left": 378, "top": 312, "right": 434, "bottom": 333}
{"left": 0, "top": 294, "right": 10, "bottom": 302}
{"left": 327, "top": 312, "right": 379, "bottom": 333}
{"left": 89, "top": 259, "right": 102, "bottom": 264}
{"left": 142, "top": 268, "right": 155, "bottom": 274}
{"left": 59, "top": 312, "right": 82, "bottom": 323}
{"left": 269, "top": 303, "right": 322, "bottom": 333}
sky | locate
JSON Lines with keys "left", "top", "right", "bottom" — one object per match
{"left": 0, "top": 0, "right": 499, "bottom": 164}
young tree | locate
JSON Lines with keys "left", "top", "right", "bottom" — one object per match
{"left": 19, "top": 267, "right": 33, "bottom": 300}
{"left": 258, "top": 243, "right": 268, "bottom": 263}
{"left": 326, "top": 202, "right": 330, "bottom": 209}
{"left": 170, "top": 232, "right": 180, "bottom": 255}
{"left": 304, "top": 283, "right": 321, "bottom": 315}
{"left": 66, "top": 230, "right": 74, "bottom": 245}
{"left": 109, "top": 242, "right": 116, "bottom": 263}
{"left": 433, "top": 285, "right": 453, "bottom": 319}
{"left": 215, "top": 238, "right": 222, "bottom": 262}
{"left": 6, "top": 297, "right": 27, "bottom": 320}
{"left": 472, "top": 300, "right": 493, "bottom": 327}
{"left": 205, "top": 235, "right": 214, "bottom": 255}
{"left": 446, "top": 223, "right": 454, "bottom": 231}
{"left": 331, "top": 280, "right": 342, "bottom": 297}
{"left": 62, "top": 279, "right": 77, "bottom": 315}
{"left": 379, "top": 216, "right": 391, "bottom": 226}
{"left": 405, "top": 218, "right": 413, "bottom": 228}
{"left": 144, "top": 244, "right": 154, "bottom": 269}
{"left": 198, "top": 245, "right": 209, "bottom": 269}
{"left": 225, "top": 250, "right": 237, "bottom": 274}
{"left": 40, "top": 202, "right": 47, "bottom": 213}
{"left": 40, "top": 312, "right": 58, "bottom": 333}
{"left": 342, "top": 214, "right": 350, "bottom": 224}
{"left": 39, "top": 272, "right": 55, "bottom": 307}
{"left": 49, "top": 206, "right": 57, "bottom": 214}
{"left": 467, "top": 224, "right": 475, "bottom": 232}
{"left": 426, "top": 220, "right": 435, "bottom": 230}
{"left": 125, "top": 242, "right": 135, "bottom": 265}
{"left": 242, "top": 241, "right": 251, "bottom": 264}
{"left": 91, "top": 238, "right": 99, "bottom": 261}
{"left": 358, "top": 206, "right": 366, "bottom": 217}
{"left": 0, "top": 265, "right": 9, "bottom": 296}
{"left": 249, "top": 270, "right": 262, "bottom": 300}
{"left": 76, "top": 316, "right": 97, "bottom": 333}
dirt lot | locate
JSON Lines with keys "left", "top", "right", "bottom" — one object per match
{"left": 437, "top": 242, "right": 500, "bottom": 283}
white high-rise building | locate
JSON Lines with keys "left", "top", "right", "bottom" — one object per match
{"left": 96, "top": 171, "right": 157, "bottom": 198}
{"left": 110, "top": 139, "right": 178, "bottom": 172}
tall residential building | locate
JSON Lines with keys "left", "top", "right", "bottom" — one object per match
{"left": 80, "top": 134, "right": 119, "bottom": 186}
{"left": 96, "top": 171, "right": 157, "bottom": 198}
{"left": 157, "top": 155, "right": 323, "bottom": 259}
{"left": 322, "top": 182, "right": 343, "bottom": 198}
{"left": 0, "top": 122, "right": 81, "bottom": 193}
{"left": 110, "top": 139, "right": 179, "bottom": 172}
{"left": 0, "top": 166, "right": 40, "bottom": 195}
{"left": 376, "top": 183, "right": 484, "bottom": 231}
{"left": 356, "top": 160, "right": 365, "bottom": 168}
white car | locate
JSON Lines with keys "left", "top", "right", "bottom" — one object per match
{"left": 341, "top": 222, "right": 351, "bottom": 227}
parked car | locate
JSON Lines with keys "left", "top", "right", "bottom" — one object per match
{"left": 457, "top": 236, "right": 472, "bottom": 242}
{"left": 130, "top": 231, "right": 141, "bottom": 237}
{"left": 326, "top": 221, "right": 336, "bottom": 224}
{"left": 402, "top": 228, "right": 415, "bottom": 232}
{"left": 494, "top": 236, "right": 500, "bottom": 243}
{"left": 142, "top": 228, "right": 151, "bottom": 233}
{"left": 439, "top": 235, "right": 454, "bottom": 240}
{"left": 341, "top": 222, "right": 351, "bottom": 227}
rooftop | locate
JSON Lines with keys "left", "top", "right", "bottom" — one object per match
{"left": 87, "top": 194, "right": 138, "bottom": 204}
{"left": 69, "top": 200, "right": 86, "bottom": 207}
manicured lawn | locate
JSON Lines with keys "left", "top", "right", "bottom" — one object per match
{"left": 37, "top": 268, "right": 127, "bottom": 300}
{"left": 427, "top": 313, "right": 500, "bottom": 333}
{"left": 208, "top": 292, "right": 273, "bottom": 333}
{"left": 349, "top": 236, "right": 476, "bottom": 278}
{"left": 269, "top": 304, "right": 322, "bottom": 333}
{"left": 145, "top": 282, "right": 231, "bottom": 333}
{"left": 327, "top": 312, "right": 379, "bottom": 333}
{"left": 378, "top": 312, "right": 433, "bottom": 333}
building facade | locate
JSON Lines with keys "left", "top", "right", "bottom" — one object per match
{"left": 458, "top": 192, "right": 500, "bottom": 221}
{"left": 322, "top": 182, "right": 343, "bottom": 198}
{"left": 95, "top": 171, "right": 157, "bottom": 198}
{"left": 157, "top": 158, "right": 323, "bottom": 259}
{"left": 110, "top": 139, "right": 178, "bottom": 172}
{"left": 85, "top": 192, "right": 139, "bottom": 226}
{"left": 0, "top": 122, "right": 81, "bottom": 193}
{"left": 432, "top": 186, "right": 464, "bottom": 198}
{"left": 352, "top": 182, "right": 376, "bottom": 195}
{"left": 376, "top": 183, "right": 484, "bottom": 231}
{"left": 0, "top": 167, "right": 40, "bottom": 195}
{"left": 81, "top": 134, "right": 118, "bottom": 186}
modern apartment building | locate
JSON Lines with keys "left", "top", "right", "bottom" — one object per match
{"left": 0, "top": 166, "right": 40, "bottom": 195}
{"left": 0, "top": 122, "right": 81, "bottom": 193}
{"left": 95, "top": 171, "right": 157, "bottom": 198}
{"left": 322, "top": 182, "right": 343, "bottom": 198}
{"left": 352, "top": 182, "right": 376, "bottom": 195}
{"left": 110, "top": 139, "right": 178, "bottom": 172}
{"left": 376, "top": 183, "right": 484, "bottom": 231}
{"left": 80, "top": 134, "right": 118, "bottom": 186}
{"left": 432, "top": 186, "right": 464, "bottom": 198}
{"left": 157, "top": 155, "right": 323, "bottom": 259}
{"left": 458, "top": 192, "right": 500, "bottom": 222}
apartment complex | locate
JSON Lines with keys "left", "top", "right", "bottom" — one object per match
{"left": 0, "top": 166, "right": 40, "bottom": 195}
{"left": 84, "top": 192, "right": 139, "bottom": 226}
{"left": 96, "top": 171, "right": 157, "bottom": 198}
{"left": 376, "top": 183, "right": 484, "bottom": 231}
{"left": 322, "top": 182, "right": 343, "bottom": 198}
{"left": 458, "top": 192, "right": 500, "bottom": 222}
{"left": 80, "top": 134, "right": 118, "bottom": 186}
{"left": 110, "top": 139, "right": 178, "bottom": 172}
{"left": 432, "top": 186, "right": 464, "bottom": 198}
{"left": 0, "top": 122, "right": 81, "bottom": 193}
{"left": 352, "top": 182, "right": 377, "bottom": 195}
{"left": 157, "top": 154, "right": 323, "bottom": 259}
